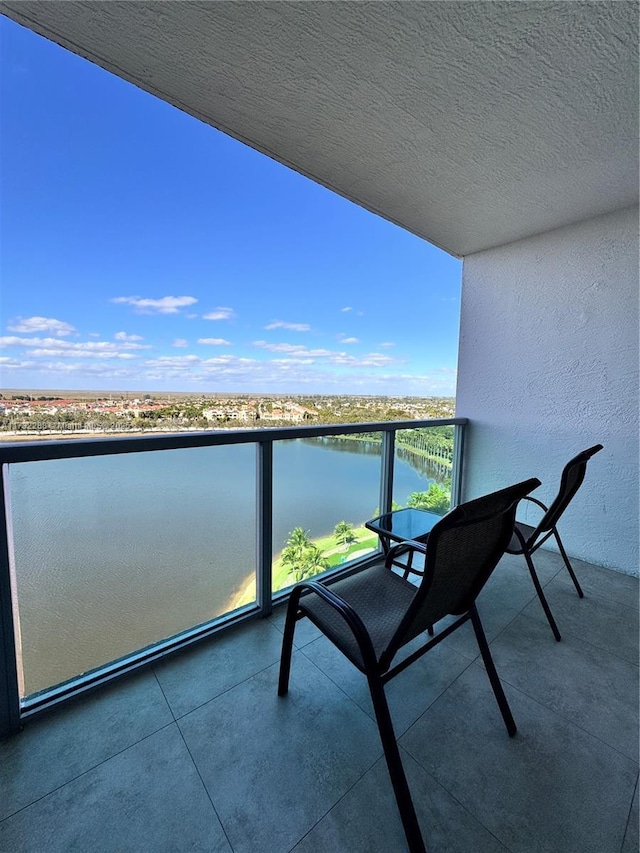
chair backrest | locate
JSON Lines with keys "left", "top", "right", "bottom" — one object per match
{"left": 534, "top": 444, "right": 603, "bottom": 535}
{"left": 383, "top": 477, "right": 541, "bottom": 661}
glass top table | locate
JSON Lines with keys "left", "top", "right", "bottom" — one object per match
{"left": 366, "top": 507, "right": 441, "bottom": 548}
{"left": 365, "top": 508, "right": 442, "bottom": 577}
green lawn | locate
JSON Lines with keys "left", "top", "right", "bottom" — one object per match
{"left": 272, "top": 524, "right": 379, "bottom": 591}
{"left": 231, "top": 525, "right": 380, "bottom": 609}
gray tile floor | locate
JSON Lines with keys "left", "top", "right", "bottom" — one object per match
{"left": 1, "top": 551, "right": 638, "bottom": 853}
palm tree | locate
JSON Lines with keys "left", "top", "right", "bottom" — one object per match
{"left": 286, "top": 527, "right": 311, "bottom": 548}
{"left": 334, "top": 520, "right": 356, "bottom": 550}
{"left": 293, "top": 545, "right": 329, "bottom": 583}
{"left": 407, "top": 483, "right": 451, "bottom": 515}
{"left": 282, "top": 527, "right": 313, "bottom": 576}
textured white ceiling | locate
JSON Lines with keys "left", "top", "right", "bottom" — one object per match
{"left": 3, "top": 1, "right": 638, "bottom": 257}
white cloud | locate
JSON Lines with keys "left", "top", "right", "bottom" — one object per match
{"left": 172, "top": 339, "right": 189, "bottom": 348}
{"left": 0, "top": 357, "right": 33, "bottom": 369}
{"left": 7, "top": 316, "right": 75, "bottom": 336}
{"left": 15, "top": 360, "right": 143, "bottom": 381}
{"left": 197, "top": 338, "right": 232, "bottom": 346}
{"left": 325, "top": 352, "right": 397, "bottom": 368}
{"left": 145, "top": 355, "right": 200, "bottom": 366}
{"left": 341, "top": 307, "right": 352, "bottom": 313}
{"left": 264, "top": 321, "right": 310, "bottom": 332}
{"left": 0, "top": 335, "right": 150, "bottom": 359}
{"left": 379, "top": 341, "right": 396, "bottom": 348}
{"left": 142, "top": 355, "right": 201, "bottom": 376}
{"left": 114, "top": 331, "right": 144, "bottom": 342}
{"left": 111, "top": 296, "right": 198, "bottom": 314}
{"left": 203, "top": 307, "right": 236, "bottom": 321}
{"left": 251, "top": 340, "right": 398, "bottom": 368}
{"left": 253, "top": 341, "right": 333, "bottom": 356}
{"left": 270, "top": 357, "right": 316, "bottom": 366}
{"left": 338, "top": 335, "right": 359, "bottom": 344}
{"left": 253, "top": 341, "right": 301, "bottom": 353}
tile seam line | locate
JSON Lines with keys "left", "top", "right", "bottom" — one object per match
{"left": 275, "top": 647, "right": 390, "bottom": 852}
{"left": 157, "top": 653, "right": 284, "bottom": 721}
{"left": 283, "top": 755, "right": 385, "bottom": 853}
{"left": 623, "top": 775, "right": 640, "bottom": 832}
{"left": 296, "top": 645, "right": 386, "bottom": 745}
{"left": 397, "top": 742, "right": 515, "bottom": 853}
{"left": 397, "top": 655, "right": 482, "bottom": 746}
{"left": 506, "top": 607, "right": 640, "bottom": 667}
{"left": 620, "top": 772, "right": 639, "bottom": 853}
{"left": 175, "top": 723, "right": 234, "bottom": 853}
{"left": 391, "top": 651, "right": 479, "bottom": 738}
{"left": 297, "top": 614, "right": 510, "bottom": 734}
{"left": 549, "top": 575, "right": 640, "bottom": 612}
{"left": 0, "top": 718, "right": 177, "bottom": 822}
{"left": 152, "top": 668, "right": 178, "bottom": 723}
{"left": 298, "top": 631, "right": 480, "bottom": 734}
{"left": 288, "top": 745, "right": 514, "bottom": 853}
{"left": 484, "top": 665, "right": 640, "bottom": 766}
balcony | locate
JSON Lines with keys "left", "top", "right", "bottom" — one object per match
{"left": 0, "top": 545, "right": 637, "bottom": 852}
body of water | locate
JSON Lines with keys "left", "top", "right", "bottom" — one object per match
{"left": 9, "top": 436, "right": 447, "bottom": 696}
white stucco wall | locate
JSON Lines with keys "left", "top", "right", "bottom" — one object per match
{"left": 456, "top": 206, "right": 639, "bottom": 576}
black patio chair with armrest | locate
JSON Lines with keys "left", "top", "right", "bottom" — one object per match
{"left": 506, "top": 444, "right": 603, "bottom": 642}
{"left": 278, "top": 477, "right": 541, "bottom": 853}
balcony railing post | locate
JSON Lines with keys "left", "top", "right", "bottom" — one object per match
{"left": 379, "top": 429, "right": 396, "bottom": 518}
{"left": 450, "top": 422, "right": 466, "bottom": 507}
{"left": 256, "top": 441, "right": 273, "bottom": 617}
{"left": 0, "top": 465, "right": 21, "bottom": 737}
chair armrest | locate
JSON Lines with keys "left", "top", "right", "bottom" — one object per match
{"left": 516, "top": 496, "right": 550, "bottom": 538}
{"left": 521, "top": 495, "right": 549, "bottom": 513}
{"left": 384, "top": 539, "right": 428, "bottom": 569}
{"left": 294, "top": 580, "right": 378, "bottom": 668}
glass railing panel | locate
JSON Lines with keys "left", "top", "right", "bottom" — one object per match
{"left": 271, "top": 434, "right": 382, "bottom": 593}
{"left": 392, "top": 425, "right": 455, "bottom": 515}
{"left": 8, "top": 444, "right": 256, "bottom": 699}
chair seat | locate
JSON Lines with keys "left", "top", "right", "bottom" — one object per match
{"left": 507, "top": 521, "right": 536, "bottom": 554}
{"left": 302, "top": 562, "right": 416, "bottom": 671}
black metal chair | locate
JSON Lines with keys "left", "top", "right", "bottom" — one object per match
{"left": 277, "top": 477, "right": 541, "bottom": 853}
{"left": 506, "top": 444, "right": 603, "bottom": 641}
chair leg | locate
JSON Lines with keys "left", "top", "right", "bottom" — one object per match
{"left": 277, "top": 591, "right": 301, "bottom": 696}
{"left": 554, "top": 529, "right": 584, "bottom": 598}
{"left": 524, "top": 551, "right": 562, "bottom": 642}
{"left": 470, "top": 606, "right": 517, "bottom": 737}
{"left": 366, "top": 671, "right": 426, "bottom": 853}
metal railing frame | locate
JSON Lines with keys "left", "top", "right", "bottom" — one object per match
{"left": 0, "top": 417, "right": 466, "bottom": 737}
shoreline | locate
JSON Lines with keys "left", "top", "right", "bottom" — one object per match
{"left": 0, "top": 429, "right": 198, "bottom": 442}
{"left": 224, "top": 526, "right": 379, "bottom": 612}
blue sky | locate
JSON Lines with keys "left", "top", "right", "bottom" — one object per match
{"left": 0, "top": 17, "right": 462, "bottom": 397}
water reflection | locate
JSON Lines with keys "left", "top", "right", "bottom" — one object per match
{"left": 395, "top": 446, "right": 451, "bottom": 483}
{"left": 303, "top": 436, "right": 452, "bottom": 484}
